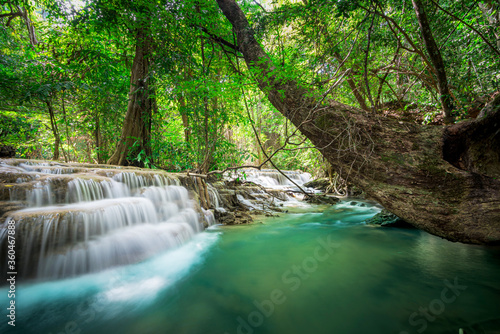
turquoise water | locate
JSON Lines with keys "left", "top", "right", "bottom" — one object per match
{"left": 1, "top": 200, "right": 500, "bottom": 334}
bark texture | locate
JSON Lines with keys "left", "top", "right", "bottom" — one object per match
{"left": 216, "top": 0, "right": 500, "bottom": 244}
{"left": 107, "top": 28, "right": 153, "bottom": 166}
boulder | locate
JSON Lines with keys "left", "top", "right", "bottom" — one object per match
{"left": 304, "top": 178, "right": 330, "bottom": 191}
{"left": 214, "top": 208, "right": 253, "bottom": 225}
{"left": 365, "top": 209, "right": 414, "bottom": 228}
{"left": 304, "top": 194, "right": 339, "bottom": 205}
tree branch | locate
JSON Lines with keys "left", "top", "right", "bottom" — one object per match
{"left": 429, "top": 0, "right": 500, "bottom": 57}
{"left": 0, "top": 11, "right": 22, "bottom": 18}
{"left": 198, "top": 26, "right": 241, "bottom": 52}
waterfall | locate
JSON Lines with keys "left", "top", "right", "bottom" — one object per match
{"left": 67, "top": 178, "right": 130, "bottom": 203}
{"left": 0, "top": 160, "right": 213, "bottom": 282}
{"left": 19, "top": 163, "right": 76, "bottom": 174}
{"left": 37, "top": 222, "right": 196, "bottom": 279}
{"left": 202, "top": 208, "right": 216, "bottom": 226}
{"left": 234, "top": 169, "right": 311, "bottom": 189}
{"left": 112, "top": 172, "right": 176, "bottom": 190}
{"left": 207, "top": 183, "right": 222, "bottom": 209}
{"left": 236, "top": 194, "right": 263, "bottom": 211}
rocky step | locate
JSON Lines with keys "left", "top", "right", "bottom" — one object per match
{"left": 2, "top": 197, "right": 159, "bottom": 249}
{"left": 0, "top": 174, "right": 125, "bottom": 206}
{"left": 6, "top": 221, "right": 197, "bottom": 281}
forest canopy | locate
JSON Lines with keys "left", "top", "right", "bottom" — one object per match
{"left": 1, "top": 0, "right": 499, "bottom": 174}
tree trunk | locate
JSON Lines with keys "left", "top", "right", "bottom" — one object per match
{"left": 250, "top": 103, "right": 263, "bottom": 165}
{"left": 199, "top": 31, "right": 213, "bottom": 174}
{"left": 178, "top": 96, "right": 191, "bottom": 143}
{"left": 95, "top": 111, "right": 103, "bottom": 164}
{"left": 216, "top": 0, "right": 500, "bottom": 245}
{"left": 333, "top": 52, "right": 369, "bottom": 112}
{"left": 46, "top": 100, "right": 60, "bottom": 161}
{"left": 61, "top": 92, "right": 72, "bottom": 162}
{"left": 17, "top": 6, "right": 38, "bottom": 47}
{"left": 107, "top": 27, "right": 153, "bottom": 166}
{"left": 412, "top": 0, "right": 454, "bottom": 124}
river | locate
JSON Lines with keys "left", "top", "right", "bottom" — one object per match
{"left": 1, "top": 200, "right": 499, "bottom": 334}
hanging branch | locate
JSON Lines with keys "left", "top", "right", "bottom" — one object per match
{"left": 252, "top": 0, "right": 267, "bottom": 13}
{"left": 428, "top": 0, "right": 500, "bottom": 57}
{"left": 239, "top": 87, "right": 313, "bottom": 197}
{"left": 230, "top": 53, "right": 314, "bottom": 197}
{"left": 374, "top": 0, "right": 478, "bottom": 104}
{"left": 198, "top": 26, "right": 242, "bottom": 54}
{"left": 361, "top": 3, "right": 435, "bottom": 72}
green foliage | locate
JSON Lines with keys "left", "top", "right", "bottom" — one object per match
{"left": 0, "top": 0, "right": 498, "bottom": 174}
{"left": 0, "top": 111, "right": 47, "bottom": 158}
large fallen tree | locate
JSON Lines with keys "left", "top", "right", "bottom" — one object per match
{"left": 215, "top": 0, "right": 500, "bottom": 244}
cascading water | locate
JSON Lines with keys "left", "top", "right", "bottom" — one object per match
{"left": 0, "top": 160, "right": 315, "bottom": 282}
{"left": 227, "top": 169, "right": 315, "bottom": 210}
{"left": 207, "top": 183, "right": 222, "bottom": 209}
{"left": 67, "top": 178, "right": 130, "bottom": 203}
{"left": 19, "top": 163, "right": 77, "bottom": 174}
{"left": 1, "top": 161, "right": 499, "bottom": 334}
{"left": 112, "top": 171, "right": 177, "bottom": 190}
{"left": 235, "top": 168, "right": 312, "bottom": 189}
{"left": 0, "top": 160, "right": 215, "bottom": 282}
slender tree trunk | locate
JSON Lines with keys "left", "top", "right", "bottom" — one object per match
{"left": 249, "top": 103, "right": 262, "bottom": 165}
{"left": 16, "top": 6, "right": 38, "bottom": 47}
{"left": 61, "top": 92, "right": 72, "bottom": 162}
{"left": 363, "top": 13, "right": 376, "bottom": 109}
{"left": 179, "top": 67, "right": 193, "bottom": 143}
{"left": 178, "top": 96, "right": 191, "bottom": 143}
{"left": 319, "top": 17, "right": 369, "bottom": 112}
{"left": 333, "top": 52, "right": 369, "bottom": 111}
{"left": 201, "top": 97, "right": 210, "bottom": 172}
{"left": 412, "top": 0, "right": 454, "bottom": 124}
{"left": 199, "top": 29, "right": 211, "bottom": 174}
{"left": 95, "top": 111, "right": 103, "bottom": 163}
{"left": 107, "top": 27, "right": 154, "bottom": 166}
{"left": 216, "top": 0, "right": 500, "bottom": 245}
{"left": 207, "top": 83, "right": 220, "bottom": 171}
{"left": 46, "top": 100, "right": 60, "bottom": 161}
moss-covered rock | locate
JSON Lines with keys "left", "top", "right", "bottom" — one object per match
{"left": 304, "top": 194, "right": 339, "bottom": 205}
{"left": 304, "top": 178, "right": 330, "bottom": 191}
{"left": 365, "top": 209, "right": 414, "bottom": 228}
{"left": 214, "top": 208, "right": 253, "bottom": 225}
